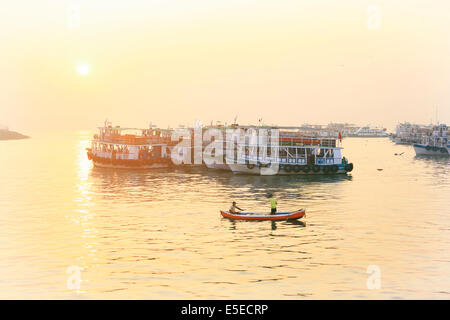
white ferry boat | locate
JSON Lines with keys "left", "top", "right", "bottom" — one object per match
{"left": 348, "top": 125, "right": 389, "bottom": 137}
{"left": 413, "top": 124, "right": 449, "bottom": 156}
{"left": 86, "top": 123, "right": 173, "bottom": 168}
{"left": 392, "top": 122, "right": 430, "bottom": 145}
{"left": 226, "top": 127, "right": 354, "bottom": 175}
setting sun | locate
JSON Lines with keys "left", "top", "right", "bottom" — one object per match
{"left": 75, "top": 63, "right": 91, "bottom": 76}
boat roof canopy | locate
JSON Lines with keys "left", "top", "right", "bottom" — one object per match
{"left": 92, "top": 140, "right": 167, "bottom": 147}
{"left": 99, "top": 127, "right": 149, "bottom": 130}
{"left": 98, "top": 126, "right": 172, "bottom": 132}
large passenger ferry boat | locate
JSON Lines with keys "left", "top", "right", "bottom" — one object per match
{"left": 413, "top": 124, "right": 449, "bottom": 156}
{"left": 86, "top": 123, "right": 173, "bottom": 168}
{"left": 226, "top": 127, "right": 354, "bottom": 175}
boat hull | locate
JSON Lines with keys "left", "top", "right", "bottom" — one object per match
{"left": 92, "top": 161, "right": 168, "bottom": 169}
{"left": 413, "top": 144, "right": 449, "bottom": 156}
{"left": 227, "top": 163, "right": 351, "bottom": 175}
{"left": 88, "top": 152, "right": 170, "bottom": 169}
{"left": 220, "top": 209, "right": 305, "bottom": 221}
{"left": 205, "top": 162, "right": 230, "bottom": 171}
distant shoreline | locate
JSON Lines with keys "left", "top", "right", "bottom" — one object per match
{"left": 0, "top": 130, "right": 30, "bottom": 140}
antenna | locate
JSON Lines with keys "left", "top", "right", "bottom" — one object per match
{"left": 436, "top": 105, "right": 439, "bottom": 124}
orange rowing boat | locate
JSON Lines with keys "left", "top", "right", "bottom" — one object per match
{"left": 220, "top": 209, "right": 305, "bottom": 221}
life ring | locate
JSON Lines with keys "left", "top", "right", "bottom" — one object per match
{"left": 247, "top": 163, "right": 255, "bottom": 169}
{"left": 426, "top": 146, "right": 431, "bottom": 151}
{"left": 331, "top": 165, "right": 338, "bottom": 173}
{"left": 323, "top": 165, "right": 330, "bottom": 173}
{"left": 303, "top": 165, "right": 311, "bottom": 173}
{"left": 293, "top": 165, "right": 301, "bottom": 172}
{"left": 284, "top": 165, "right": 292, "bottom": 172}
{"left": 312, "top": 165, "right": 321, "bottom": 173}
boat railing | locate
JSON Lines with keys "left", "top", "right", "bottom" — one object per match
{"left": 93, "top": 137, "right": 170, "bottom": 146}
{"left": 93, "top": 151, "right": 138, "bottom": 160}
{"left": 316, "top": 158, "right": 340, "bottom": 165}
{"left": 280, "top": 158, "right": 307, "bottom": 165}
{"left": 272, "top": 137, "right": 338, "bottom": 147}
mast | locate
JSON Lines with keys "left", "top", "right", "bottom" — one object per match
{"left": 436, "top": 105, "right": 439, "bottom": 124}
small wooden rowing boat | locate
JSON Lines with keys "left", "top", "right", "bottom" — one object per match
{"left": 220, "top": 209, "right": 305, "bottom": 221}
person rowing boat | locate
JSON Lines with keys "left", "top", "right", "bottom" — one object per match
{"left": 268, "top": 193, "right": 277, "bottom": 215}
{"left": 229, "top": 201, "right": 244, "bottom": 214}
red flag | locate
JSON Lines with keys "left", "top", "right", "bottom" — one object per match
{"left": 338, "top": 132, "right": 342, "bottom": 142}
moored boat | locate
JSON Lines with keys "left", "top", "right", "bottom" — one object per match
{"left": 226, "top": 127, "right": 354, "bottom": 176}
{"left": 86, "top": 122, "right": 173, "bottom": 169}
{"left": 391, "top": 122, "right": 431, "bottom": 145}
{"left": 220, "top": 209, "right": 305, "bottom": 221}
{"left": 413, "top": 124, "right": 449, "bottom": 156}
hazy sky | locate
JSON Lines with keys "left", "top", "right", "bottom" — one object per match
{"left": 1, "top": 0, "right": 449, "bottom": 132}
